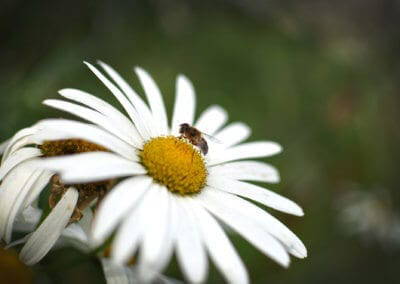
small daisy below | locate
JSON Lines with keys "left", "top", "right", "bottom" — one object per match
{"left": 37, "top": 61, "right": 307, "bottom": 284}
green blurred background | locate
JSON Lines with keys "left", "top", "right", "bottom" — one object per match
{"left": 1, "top": 0, "right": 400, "bottom": 283}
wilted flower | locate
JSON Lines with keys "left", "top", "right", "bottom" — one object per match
{"left": 0, "top": 126, "right": 114, "bottom": 264}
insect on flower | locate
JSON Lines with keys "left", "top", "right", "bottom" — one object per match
{"left": 179, "top": 123, "right": 221, "bottom": 155}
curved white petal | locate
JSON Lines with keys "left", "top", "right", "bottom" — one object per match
{"left": 43, "top": 99, "right": 138, "bottom": 148}
{"left": 189, "top": 199, "right": 249, "bottom": 284}
{"left": 208, "top": 141, "right": 282, "bottom": 165}
{"left": 0, "top": 163, "right": 34, "bottom": 240}
{"left": 195, "top": 105, "right": 228, "bottom": 135}
{"left": 2, "top": 126, "right": 39, "bottom": 162}
{"left": 3, "top": 137, "right": 41, "bottom": 163}
{"left": 35, "top": 119, "right": 136, "bottom": 160}
{"left": 208, "top": 177, "right": 303, "bottom": 216}
{"left": 91, "top": 176, "right": 152, "bottom": 246}
{"left": 22, "top": 170, "right": 54, "bottom": 208}
{"left": 213, "top": 122, "right": 251, "bottom": 148}
{"left": 84, "top": 61, "right": 153, "bottom": 140}
{"left": 0, "top": 139, "right": 10, "bottom": 155}
{"left": 97, "top": 61, "right": 159, "bottom": 138}
{"left": 137, "top": 184, "right": 172, "bottom": 282}
{"left": 20, "top": 187, "right": 78, "bottom": 265}
{"left": 171, "top": 75, "right": 195, "bottom": 135}
{"left": 38, "top": 152, "right": 145, "bottom": 184}
{"left": 174, "top": 197, "right": 208, "bottom": 283}
{"left": 58, "top": 88, "right": 142, "bottom": 147}
{"left": 0, "top": 161, "right": 42, "bottom": 243}
{"left": 0, "top": 147, "right": 41, "bottom": 181}
{"left": 135, "top": 67, "right": 169, "bottom": 135}
{"left": 209, "top": 160, "right": 280, "bottom": 184}
{"left": 198, "top": 189, "right": 290, "bottom": 267}
{"left": 202, "top": 189, "right": 307, "bottom": 259}
{"left": 4, "top": 168, "right": 43, "bottom": 242}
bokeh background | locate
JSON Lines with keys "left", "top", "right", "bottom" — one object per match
{"left": 1, "top": 0, "right": 400, "bottom": 283}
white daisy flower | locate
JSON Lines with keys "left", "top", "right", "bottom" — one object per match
{"left": 37, "top": 61, "right": 307, "bottom": 283}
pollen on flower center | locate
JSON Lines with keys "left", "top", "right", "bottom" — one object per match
{"left": 140, "top": 136, "right": 207, "bottom": 195}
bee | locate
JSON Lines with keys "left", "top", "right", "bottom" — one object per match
{"left": 179, "top": 123, "right": 210, "bottom": 155}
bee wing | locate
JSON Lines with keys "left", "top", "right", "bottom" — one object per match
{"left": 201, "top": 132, "right": 223, "bottom": 144}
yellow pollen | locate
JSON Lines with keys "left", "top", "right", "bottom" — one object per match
{"left": 140, "top": 136, "right": 207, "bottom": 195}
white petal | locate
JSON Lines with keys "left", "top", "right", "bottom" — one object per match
{"left": 198, "top": 189, "right": 290, "bottom": 267}
{"left": 14, "top": 206, "right": 42, "bottom": 232}
{"left": 137, "top": 184, "right": 172, "bottom": 282}
{"left": 20, "top": 187, "right": 78, "bottom": 265}
{"left": 208, "top": 141, "right": 282, "bottom": 165}
{"left": 22, "top": 170, "right": 54, "bottom": 208}
{"left": 78, "top": 208, "right": 94, "bottom": 237}
{"left": 3, "top": 136, "right": 40, "bottom": 163}
{"left": 208, "top": 177, "right": 303, "bottom": 216}
{"left": 43, "top": 99, "right": 139, "bottom": 148}
{"left": 135, "top": 67, "right": 169, "bottom": 135}
{"left": 189, "top": 199, "right": 249, "bottom": 284}
{"left": 213, "top": 122, "right": 251, "bottom": 148}
{"left": 56, "top": 223, "right": 89, "bottom": 252}
{"left": 171, "top": 75, "right": 196, "bottom": 135}
{"left": 112, "top": 189, "right": 155, "bottom": 264}
{"left": 0, "top": 163, "right": 34, "bottom": 240}
{"left": 84, "top": 61, "right": 153, "bottom": 140}
{"left": 101, "top": 258, "right": 132, "bottom": 284}
{"left": 174, "top": 197, "right": 208, "bottom": 283}
{"left": 195, "top": 105, "right": 228, "bottom": 135}
{"left": 35, "top": 119, "right": 136, "bottom": 160}
{"left": 38, "top": 152, "right": 146, "bottom": 184}
{"left": 209, "top": 160, "right": 280, "bottom": 183}
{"left": 97, "top": 61, "right": 159, "bottom": 138}
{"left": 0, "top": 162, "right": 43, "bottom": 243}
{"left": 0, "top": 139, "right": 10, "bottom": 155}
{"left": 91, "top": 176, "right": 152, "bottom": 246}
{"left": 58, "top": 88, "right": 142, "bottom": 147}
{"left": 203, "top": 189, "right": 307, "bottom": 258}
{"left": 0, "top": 147, "right": 41, "bottom": 181}
{"left": 2, "top": 126, "right": 39, "bottom": 162}
{"left": 152, "top": 191, "right": 178, "bottom": 275}
{"left": 61, "top": 223, "right": 88, "bottom": 244}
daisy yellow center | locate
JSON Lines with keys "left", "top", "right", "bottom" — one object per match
{"left": 140, "top": 136, "right": 207, "bottom": 195}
